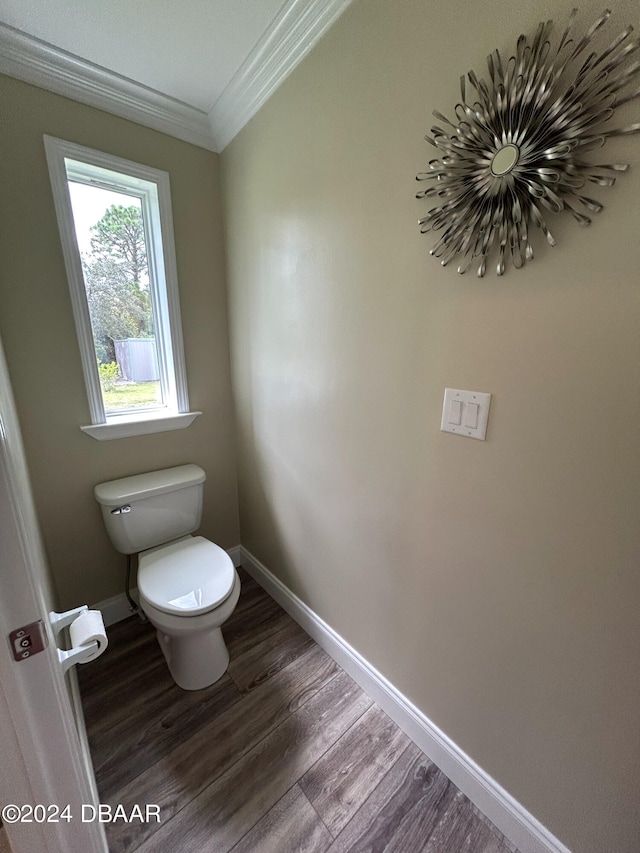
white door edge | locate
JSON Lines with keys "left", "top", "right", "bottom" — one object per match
{"left": 0, "top": 336, "right": 107, "bottom": 853}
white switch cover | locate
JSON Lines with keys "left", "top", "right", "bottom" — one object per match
{"left": 441, "top": 388, "right": 491, "bottom": 440}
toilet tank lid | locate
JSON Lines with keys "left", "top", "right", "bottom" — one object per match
{"left": 94, "top": 464, "right": 206, "bottom": 506}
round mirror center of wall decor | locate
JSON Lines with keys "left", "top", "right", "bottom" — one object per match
{"left": 491, "top": 144, "right": 520, "bottom": 176}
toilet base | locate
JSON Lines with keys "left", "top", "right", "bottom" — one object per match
{"left": 157, "top": 627, "right": 229, "bottom": 691}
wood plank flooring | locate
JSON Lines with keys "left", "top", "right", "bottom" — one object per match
{"left": 78, "top": 568, "right": 518, "bottom": 853}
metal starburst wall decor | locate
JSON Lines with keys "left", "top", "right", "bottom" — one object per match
{"left": 416, "top": 8, "right": 640, "bottom": 277}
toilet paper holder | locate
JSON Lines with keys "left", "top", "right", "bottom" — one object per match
{"left": 49, "top": 606, "right": 107, "bottom": 673}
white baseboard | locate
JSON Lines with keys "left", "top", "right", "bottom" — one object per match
{"left": 92, "top": 545, "right": 243, "bottom": 627}
{"left": 91, "top": 590, "right": 139, "bottom": 627}
{"left": 227, "top": 545, "right": 242, "bottom": 568}
{"left": 239, "top": 546, "right": 573, "bottom": 853}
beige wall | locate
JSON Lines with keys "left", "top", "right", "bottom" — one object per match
{"left": 221, "top": 1, "right": 640, "bottom": 851}
{"left": 0, "top": 76, "right": 239, "bottom": 610}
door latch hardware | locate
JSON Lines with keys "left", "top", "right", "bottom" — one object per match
{"left": 9, "top": 620, "right": 48, "bottom": 662}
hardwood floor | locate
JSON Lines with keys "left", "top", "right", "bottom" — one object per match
{"left": 78, "top": 568, "right": 518, "bottom": 853}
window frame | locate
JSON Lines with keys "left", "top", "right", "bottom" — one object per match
{"left": 44, "top": 136, "right": 200, "bottom": 440}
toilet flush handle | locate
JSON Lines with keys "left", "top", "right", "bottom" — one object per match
{"left": 110, "top": 505, "right": 131, "bottom": 515}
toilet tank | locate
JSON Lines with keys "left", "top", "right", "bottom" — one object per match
{"left": 94, "top": 464, "right": 206, "bottom": 554}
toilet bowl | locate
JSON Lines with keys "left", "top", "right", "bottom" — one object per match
{"left": 94, "top": 464, "right": 240, "bottom": 691}
{"left": 137, "top": 536, "right": 241, "bottom": 690}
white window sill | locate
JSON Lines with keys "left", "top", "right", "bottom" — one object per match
{"left": 80, "top": 411, "right": 202, "bottom": 441}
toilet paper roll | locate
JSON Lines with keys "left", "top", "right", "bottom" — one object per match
{"left": 69, "top": 610, "right": 108, "bottom": 662}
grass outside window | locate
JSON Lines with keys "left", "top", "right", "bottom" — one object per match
{"left": 103, "top": 381, "right": 161, "bottom": 412}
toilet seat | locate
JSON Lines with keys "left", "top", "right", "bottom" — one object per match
{"left": 138, "top": 536, "right": 235, "bottom": 617}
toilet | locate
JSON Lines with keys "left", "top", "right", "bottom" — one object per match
{"left": 94, "top": 464, "right": 240, "bottom": 691}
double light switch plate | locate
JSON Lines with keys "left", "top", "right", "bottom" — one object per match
{"left": 441, "top": 388, "right": 491, "bottom": 440}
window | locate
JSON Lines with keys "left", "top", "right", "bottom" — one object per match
{"left": 44, "top": 136, "right": 200, "bottom": 440}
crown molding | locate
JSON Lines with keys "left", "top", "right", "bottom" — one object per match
{"left": 209, "top": 0, "right": 353, "bottom": 151}
{"left": 0, "top": 0, "right": 352, "bottom": 154}
{"left": 0, "top": 23, "right": 216, "bottom": 151}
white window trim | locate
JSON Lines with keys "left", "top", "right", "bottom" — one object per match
{"left": 43, "top": 135, "right": 200, "bottom": 440}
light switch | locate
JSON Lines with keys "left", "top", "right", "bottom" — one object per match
{"left": 441, "top": 388, "right": 491, "bottom": 440}
{"left": 464, "top": 403, "right": 479, "bottom": 429}
{"left": 448, "top": 400, "right": 463, "bottom": 425}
